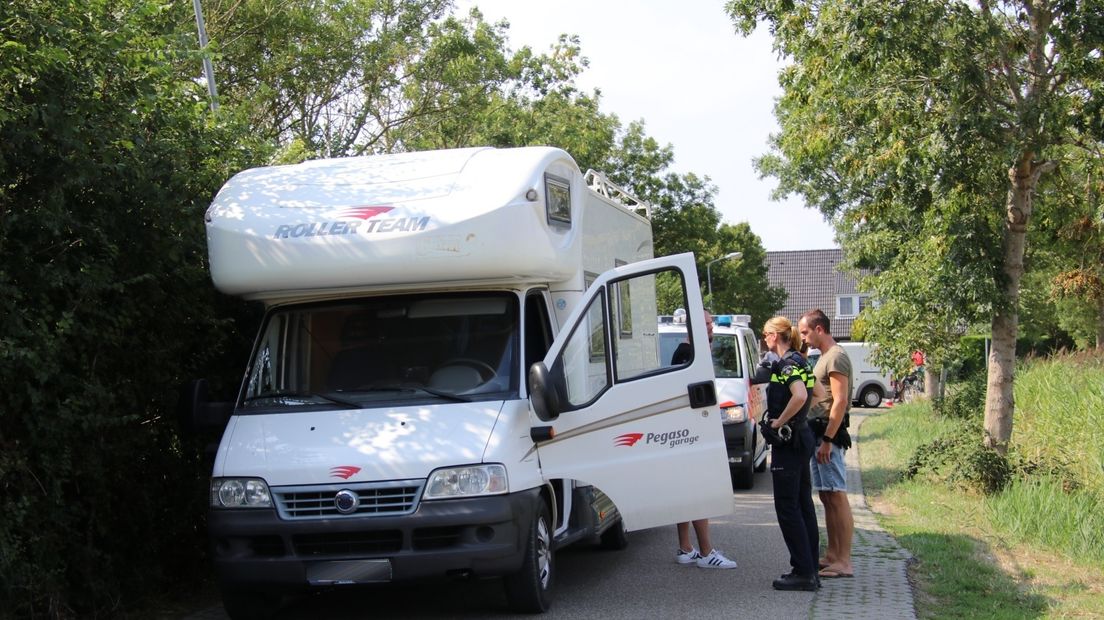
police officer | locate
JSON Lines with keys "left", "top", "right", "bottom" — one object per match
{"left": 753, "top": 315, "right": 819, "bottom": 591}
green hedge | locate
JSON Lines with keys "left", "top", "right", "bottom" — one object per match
{"left": 0, "top": 0, "right": 263, "bottom": 614}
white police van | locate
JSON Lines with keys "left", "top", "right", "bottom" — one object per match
{"left": 658, "top": 311, "right": 767, "bottom": 489}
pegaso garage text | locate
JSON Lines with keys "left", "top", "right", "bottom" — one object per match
{"left": 614, "top": 429, "right": 699, "bottom": 449}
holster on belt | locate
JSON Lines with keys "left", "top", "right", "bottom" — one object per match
{"left": 809, "top": 416, "right": 852, "bottom": 449}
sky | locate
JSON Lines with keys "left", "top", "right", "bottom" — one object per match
{"left": 455, "top": 0, "right": 838, "bottom": 252}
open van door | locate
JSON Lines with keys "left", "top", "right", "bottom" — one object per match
{"left": 528, "top": 253, "right": 732, "bottom": 531}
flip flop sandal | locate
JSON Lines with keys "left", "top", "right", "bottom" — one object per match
{"left": 819, "top": 568, "right": 854, "bottom": 578}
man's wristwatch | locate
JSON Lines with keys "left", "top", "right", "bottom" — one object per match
{"left": 822, "top": 435, "right": 834, "bottom": 443}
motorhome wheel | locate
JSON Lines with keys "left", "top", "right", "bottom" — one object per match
{"left": 504, "top": 499, "right": 554, "bottom": 613}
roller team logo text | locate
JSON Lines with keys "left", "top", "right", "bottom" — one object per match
{"left": 272, "top": 206, "right": 431, "bottom": 239}
{"left": 614, "top": 429, "right": 699, "bottom": 449}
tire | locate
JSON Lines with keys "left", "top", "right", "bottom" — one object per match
{"left": 599, "top": 516, "right": 629, "bottom": 550}
{"left": 504, "top": 499, "right": 554, "bottom": 613}
{"left": 859, "top": 385, "right": 883, "bottom": 408}
{"left": 731, "top": 462, "right": 754, "bottom": 490}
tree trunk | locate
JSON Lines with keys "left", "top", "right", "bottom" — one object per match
{"left": 1097, "top": 298, "right": 1104, "bottom": 350}
{"left": 984, "top": 307, "right": 1017, "bottom": 454}
{"left": 924, "top": 367, "right": 941, "bottom": 400}
{"left": 983, "top": 156, "right": 1054, "bottom": 454}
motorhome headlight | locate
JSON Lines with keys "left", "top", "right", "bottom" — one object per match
{"left": 423, "top": 464, "right": 508, "bottom": 500}
{"left": 720, "top": 402, "right": 747, "bottom": 424}
{"left": 210, "top": 478, "right": 272, "bottom": 508}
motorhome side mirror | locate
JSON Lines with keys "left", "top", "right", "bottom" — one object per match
{"left": 178, "top": 379, "right": 233, "bottom": 436}
{"left": 528, "top": 362, "right": 562, "bottom": 422}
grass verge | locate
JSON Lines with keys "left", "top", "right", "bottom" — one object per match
{"left": 860, "top": 398, "right": 1104, "bottom": 619}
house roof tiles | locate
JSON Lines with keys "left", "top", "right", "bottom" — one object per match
{"left": 765, "top": 249, "right": 865, "bottom": 340}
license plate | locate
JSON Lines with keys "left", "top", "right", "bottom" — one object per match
{"left": 307, "top": 559, "right": 392, "bottom": 585}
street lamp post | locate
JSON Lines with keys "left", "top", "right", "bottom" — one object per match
{"left": 706, "top": 251, "right": 742, "bottom": 312}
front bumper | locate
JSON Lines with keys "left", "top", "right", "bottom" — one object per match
{"left": 722, "top": 420, "right": 754, "bottom": 467}
{"left": 209, "top": 487, "right": 539, "bottom": 589}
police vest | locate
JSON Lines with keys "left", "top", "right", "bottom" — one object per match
{"left": 766, "top": 350, "right": 815, "bottom": 421}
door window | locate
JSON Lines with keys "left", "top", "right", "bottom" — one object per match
{"left": 553, "top": 267, "right": 680, "bottom": 409}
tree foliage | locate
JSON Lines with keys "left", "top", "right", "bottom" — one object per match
{"left": 599, "top": 123, "right": 784, "bottom": 322}
{"left": 1033, "top": 147, "right": 1104, "bottom": 348}
{"left": 0, "top": 0, "right": 266, "bottom": 614}
{"left": 202, "top": 0, "right": 457, "bottom": 157}
{"left": 727, "top": 0, "right": 1104, "bottom": 452}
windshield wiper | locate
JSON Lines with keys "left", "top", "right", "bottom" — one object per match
{"left": 243, "top": 391, "right": 365, "bottom": 409}
{"left": 344, "top": 383, "right": 473, "bottom": 403}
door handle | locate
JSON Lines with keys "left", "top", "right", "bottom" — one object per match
{"left": 686, "top": 381, "right": 717, "bottom": 409}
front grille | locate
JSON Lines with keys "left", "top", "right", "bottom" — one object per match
{"left": 274, "top": 480, "right": 424, "bottom": 520}
{"left": 293, "top": 531, "right": 402, "bottom": 556}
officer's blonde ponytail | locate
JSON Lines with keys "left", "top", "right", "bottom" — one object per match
{"left": 763, "top": 316, "right": 803, "bottom": 352}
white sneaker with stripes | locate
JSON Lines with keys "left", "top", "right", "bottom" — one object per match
{"left": 675, "top": 547, "right": 702, "bottom": 565}
{"left": 697, "top": 549, "right": 738, "bottom": 569}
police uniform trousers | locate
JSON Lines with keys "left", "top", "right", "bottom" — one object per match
{"left": 769, "top": 422, "right": 819, "bottom": 576}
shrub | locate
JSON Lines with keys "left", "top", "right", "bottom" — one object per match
{"left": 932, "top": 374, "right": 987, "bottom": 420}
{"left": 904, "top": 421, "right": 1013, "bottom": 494}
{"left": 0, "top": 1, "right": 262, "bottom": 615}
{"left": 948, "top": 335, "right": 988, "bottom": 381}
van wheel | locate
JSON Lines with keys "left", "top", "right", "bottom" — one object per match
{"left": 504, "top": 499, "right": 554, "bottom": 613}
{"left": 859, "top": 386, "right": 884, "bottom": 408}
{"left": 731, "top": 463, "right": 754, "bottom": 490}
{"left": 599, "top": 516, "right": 629, "bottom": 550}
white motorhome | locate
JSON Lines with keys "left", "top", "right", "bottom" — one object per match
{"left": 187, "top": 147, "right": 732, "bottom": 618}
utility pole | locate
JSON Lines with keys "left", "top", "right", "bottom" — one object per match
{"left": 706, "top": 251, "right": 742, "bottom": 312}
{"left": 193, "top": 0, "right": 219, "bottom": 111}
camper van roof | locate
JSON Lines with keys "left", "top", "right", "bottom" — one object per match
{"left": 205, "top": 147, "right": 627, "bottom": 300}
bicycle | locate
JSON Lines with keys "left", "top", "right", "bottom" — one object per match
{"left": 897, "top": 371, "right": 924, "bottom": 403}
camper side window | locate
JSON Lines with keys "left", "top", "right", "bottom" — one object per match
{"left": 545, "top": 173, "right": 571, "bottom": 226}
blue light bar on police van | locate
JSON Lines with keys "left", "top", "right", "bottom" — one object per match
{"left": 713, "top": 314, "right": 751, "bottom": 327}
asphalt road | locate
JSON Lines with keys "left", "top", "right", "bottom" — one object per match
{"left": 190, "top": 463, "right": 813, "bottom": 620}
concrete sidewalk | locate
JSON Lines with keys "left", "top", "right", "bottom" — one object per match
{"left": 810, "top": 410, "right": 917, "bottom": 620}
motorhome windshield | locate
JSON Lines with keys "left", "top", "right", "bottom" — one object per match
{"left": 241, "top": 292, "right": 519, "bottom": 410}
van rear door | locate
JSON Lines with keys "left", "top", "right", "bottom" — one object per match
{"left": 527, "top": 253, "right": 732, "bottom": 531}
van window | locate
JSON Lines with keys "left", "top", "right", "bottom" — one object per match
{"left": 711, "top": 333, "right": 743, "bottom": 378}
{"left": 241, "top": 292, "right": 519, "bottom": 410}
{"left": 742, "top": 330, "right": 761, "bottom": 373}
{"left": 524, "top": 291, "right": 554, "bottom": 372}
{"left": 553, "top": 268, "right": 669, "bottom": 409}
{"left": 659, "top": 332, "right": 685, "bottom": 366}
